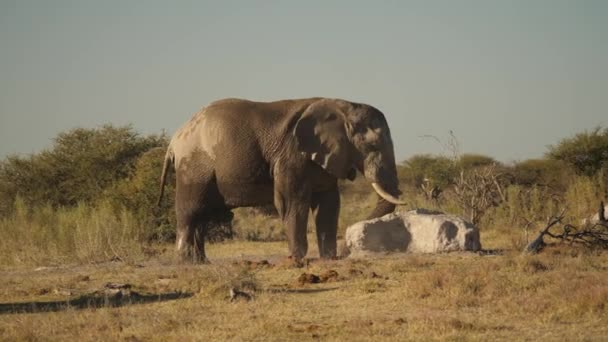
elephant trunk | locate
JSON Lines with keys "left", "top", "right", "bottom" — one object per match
{"left": 366, "top": 196, "right": 397, "bottom": 220}
{"left": 366, "top": 181, "right": 403, "bottom": 220}
{"left": 361, "top": 152, "right": 406, "bottom": 219}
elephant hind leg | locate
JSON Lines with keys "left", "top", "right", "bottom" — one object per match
{"left": 175, "top": 173, "right": 224, "bottom": 263}
{"left": 176, "top": 211, "right": 209, "bottom": 263}
{"left": 311, "top": 187, "right": 340, "bottom": 259}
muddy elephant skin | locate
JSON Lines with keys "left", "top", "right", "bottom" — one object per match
{"left": 158, "top": 98, "right": 406, "bottom": 262}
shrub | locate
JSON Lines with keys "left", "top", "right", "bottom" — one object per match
{"left": 103, "top": 147, "right": 176, "bottom": 241}
{"left": 400, "top": 154, "right": 456, "bottom": 189}
{"left": 456, "top": 154, "right": 497, "bottom": 170}
{"left": 0, "top": 125, "right": 168, "bottom": 213}
{"left": 509, "top": 158, "right": 573, "bottom": 192}
{"left": 547, "top": 126, "right": 608, "bottom": 177}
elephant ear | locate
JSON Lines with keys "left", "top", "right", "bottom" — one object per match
{"left": 293, "top": 100, "right": 354, "bottom": 179}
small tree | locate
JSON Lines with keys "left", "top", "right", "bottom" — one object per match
{"left": 547, "top": 126, "right": 608, "bottom": 177}
{"left": 453, "top": 163, "right": 508, "bottom": 226}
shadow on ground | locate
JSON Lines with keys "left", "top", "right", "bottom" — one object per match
{"left": 0, "top": 290, "right": 193, "bottom": 315}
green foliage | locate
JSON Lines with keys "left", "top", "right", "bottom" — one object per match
{"left": 400, "top": 154, "right": 457, "bottom": 189}
{"left": 103, "top": 147, "right": 176, "bottom": 241}
{"left": 547, "top": 126, "right": 608, "bottom": 176}
{"left": 400, "top": 153, "right": 498, "bottom": 190}
{"left": 456, "top": 154, "right": 497, "bottom": 170}
{"left": 0, "top": 125, "right": 168, "bottom": 213}
{"left": 509, "top": 158, "right": 573, "bottom": 192}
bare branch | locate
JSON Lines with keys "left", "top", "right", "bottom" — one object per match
{"left": 524, "top": 204, "right": 608, "bottom": 253}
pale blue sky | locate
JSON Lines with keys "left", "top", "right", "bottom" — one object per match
{"left": 1, "top": 0, "right": 607, "bottom": 162}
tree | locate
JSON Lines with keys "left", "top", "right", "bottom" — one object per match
{"left": 547, "top": 126, "right": 608, "bottom": 177}
{"left": 0, "top": 125, "right": 167, "bottom": 213}
{"left": 400, "top": 154, "right": 456, "bottom": 189}
{"left": 456, "top": 154, "right": 496, "bottom": 170}
{"left": 509, "top": 158, "right": 573, "bottom": 192}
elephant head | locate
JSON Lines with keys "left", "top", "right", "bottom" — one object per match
{"left": 294, "top": 98, "right": 405, "bottom": 218}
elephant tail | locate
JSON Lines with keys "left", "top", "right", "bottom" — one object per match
{"left": 157, "top": 147, "right": 174, "bottom": 207}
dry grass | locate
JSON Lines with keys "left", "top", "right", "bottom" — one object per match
{"left": 0, "top": 200, "right": 145, "bottom": 266}
{"left": 1, "top": 172, "right": 607, "bottom": 340}
{"left": 1, "top": 231, "right": 608, "bottom": 341}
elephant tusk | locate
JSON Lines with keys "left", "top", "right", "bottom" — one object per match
{"left": 371, "top": 182, "right": 408, "bottom": 205}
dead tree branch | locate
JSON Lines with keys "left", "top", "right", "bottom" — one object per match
{"left": 453, "top": 163, "right": 506, "bottom": 226}
{"left": 523, "top": 208, "right": 567, "bottom": 253}
{"left": 524, "top": 203, "right": 608, "bottom": 253}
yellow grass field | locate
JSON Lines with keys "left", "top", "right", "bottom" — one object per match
{"left": 1, "top": 229, "right": 608, "bottom": 341}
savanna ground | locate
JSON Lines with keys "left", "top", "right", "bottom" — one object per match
{"left": 1, "top": 227, "right": 608, "bottom": 341}
{"left": 1, "top": 126, "right": 608, "bottom": 340}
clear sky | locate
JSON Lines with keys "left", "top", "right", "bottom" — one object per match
{"left": 1, "top": 0, "right": 607, "bottom": 162}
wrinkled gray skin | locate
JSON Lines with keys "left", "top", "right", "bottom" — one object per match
{"left": 158, "top": 98, "right": 406, "bottom": 262}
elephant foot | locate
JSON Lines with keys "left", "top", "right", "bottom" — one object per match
{"left": 318, "top": 249, "right": 337, "bottom": 260}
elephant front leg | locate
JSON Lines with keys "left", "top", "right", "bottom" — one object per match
{"left": 311, "top": 187, "right": 339, "bottom": 259}
{"left": 274, "top": 191, "right": 310, "bottom": 261}
{"left": 273, "top": 169, "right": 311, "bottom": 261}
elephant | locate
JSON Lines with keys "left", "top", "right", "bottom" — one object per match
{"left": 158, "top": 97, "right": 407, "bottom": 262}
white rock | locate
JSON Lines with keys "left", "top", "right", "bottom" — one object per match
{"left": 345, "top": 209, "right": 481, "bottom": 257}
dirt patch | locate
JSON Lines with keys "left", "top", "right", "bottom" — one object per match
{"left": 296, "top": 270, "right": 341, "bottom": 285}
{"left": 232, "top": 259, "right": 273, "bottom": 269}
{"left": 319, "top": 270, "right": 340, "bottom": 282}
{"left": 297, "top": 273, "right": 321, "bottom": 285}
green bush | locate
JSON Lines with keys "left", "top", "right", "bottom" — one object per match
{"left": 509, "top": 159, "right": 573, "bottom": 193}
{"left": 399, "top": 153, "right": 498, "bottom": 190}
{"left": 0, "top": 125, "right": 167, "bottom": 213}
{"left": 456, "top": 154, "right": 497, "bottom": 170}
{"left": 400, "top": 154, "right": 457, "bottom": 189}
{"left": 103, "top": 147, "right": 176, "bottom": 241}
{"left": 547, "top": 126, "right": 608, "bottom": 176}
